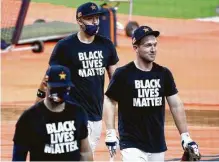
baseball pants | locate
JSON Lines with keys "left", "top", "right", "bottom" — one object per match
{"left": 87, "top": 120, "right": 102, "bottom": 153}
{"left": 121, "top": 148, "right": 165, "bottom": 161}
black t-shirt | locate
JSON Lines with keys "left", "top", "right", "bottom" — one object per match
{"left": 49, "top": 33, "right": 119, "bottom": 121}
{"left": 13, "top": 101, "right": 88, "bottom": 161}
{"left": 105, "top": 62, "right": 178, "bottom": 153}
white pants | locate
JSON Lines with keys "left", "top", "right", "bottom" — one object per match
{"left": 87, "top": 120, "right": 102, "bottom": 153}
{"left": 121, "top": 148, "right": 165, "bottom": 161}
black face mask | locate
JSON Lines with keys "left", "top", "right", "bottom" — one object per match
{"left": 83, "top": 24, "right": 99, "bottom": 36}
{"left": 79, "top": 19, "right": 99, "bottom": 36}
{"left": 48, "top": 87, "right": 70, "bottom": 104}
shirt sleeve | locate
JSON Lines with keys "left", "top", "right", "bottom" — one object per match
{"left": 105, "top": 68, "right": 123, "bottom": 101}
{"left": 49, "top": 40, "right": 66, "bottom": 66}
{"left": 107, "top": 40, "right": 119, "bottom": 67}
{"left": 79, "top": 108, "right": 88, "bottom": 140}
{"left": 13, "top": 111, "right": 30, "bottom": 146}
{"left": 164, "top": 68, "right": 178, "bottom": 97}
{"left": 12, "top": 144, "right": 28, "bottom": 161}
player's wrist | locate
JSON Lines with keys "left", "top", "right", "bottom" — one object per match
{"left": 181, "top": 132, "right": 192, "bottom": 141}
{"left": 181, "top": 132, "right": 193, "bottom": 149}
{"left": 105, "top": 129, "right": 117, "bottom": 142}
{"left": 37, "top": 89, "right": 46, "bottom": 98}
{"left": 106, "top": 129, "right": 116, "bottom": 136}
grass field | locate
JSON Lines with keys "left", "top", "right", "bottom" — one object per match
{"left": 31, "top": 0, "right": 219, "bottom": 18}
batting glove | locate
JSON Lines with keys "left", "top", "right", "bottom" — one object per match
{"left": 181, "top": 132, "right": 201, "bottom": 161}
{"left": 105, "top": 129, "right": 117, "bottom": 158}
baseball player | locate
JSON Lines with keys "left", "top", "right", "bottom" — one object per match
{"left": 104, "top": 26, "right": 201, "bottom": 161}
{"left": 35, "top": 2, "right": 119, "bottom": 157}
{"left": 12, "top": 65, "right": 93, "bottom": 161}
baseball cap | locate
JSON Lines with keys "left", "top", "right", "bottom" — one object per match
{"left": 76, "top": 2, "right": 103, "bottom": 19}
{"left": 46, "top": 65, "right": 73, "bottom": 88}
{"left": 132, "top": 26, "right": 160, "bottom": 45}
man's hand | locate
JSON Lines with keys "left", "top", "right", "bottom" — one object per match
{"left": 105, "top": 129, "right": 117, "bottom": 158}
{"left": 181, "top": 133, "right": 201, "bottom": 161}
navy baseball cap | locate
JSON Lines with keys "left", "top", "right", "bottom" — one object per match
{"left": 76, "top": 2, "right": 103, "bottom": 19}
{"left": 46, "top": 65, "right": 73, "bottom": 87}
{"left": 132, "top": 26, "right": 160, "bottom": 45}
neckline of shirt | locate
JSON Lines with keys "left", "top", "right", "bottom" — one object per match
{"left": 77, "top": 32, "right": 95, "bottom": 44}
{"left": 133, "top": 61, "right": 154, "bottom": 72}
{"left": 43, "top": 99, "right": 66, "bottom": 114}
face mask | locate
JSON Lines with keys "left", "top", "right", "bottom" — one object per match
{"left": 48, "top": 87, "right": 70, "bottom": 104}
{"left": 79, "top": 18, "right": 99, "bottom": 36}
{"left": 83, "top": 24, "right": 99, "bottom": 36}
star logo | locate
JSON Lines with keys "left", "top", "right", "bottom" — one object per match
{"left": 77, "top": 12, "right": 82, "bottom": 18}
{"left": 91, "top": 4, "right": 96, "bottom": 10}
{"left": 59, "top": 71, "right": 66, "bottom": 80}
{"left": 143, "top": 28, "right": 149, "bottom": 33}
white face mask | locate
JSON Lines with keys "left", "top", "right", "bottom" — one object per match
{"left": 48, "top": 87, "right": 70, "bottom": 104}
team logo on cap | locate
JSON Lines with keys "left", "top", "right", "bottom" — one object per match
{"left": 77, "top": 12, "right": 82, "bottom": 18}
{"left": 59, "top": 71, "right": 66, "bottom": 80}
{"left": 90, "top": 4, "right": 96, "bottom": 10}
{"left": 143, "top": 28, "right": 149, "bottom": 33}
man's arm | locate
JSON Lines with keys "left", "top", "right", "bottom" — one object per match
{"left": 104, "top": 63, "right": 118, "bottom": 129}
{"left": 104, "top": 63, "right": 118, "bottom": 128}
{"left": 167, "top": 94, "right": 201, "bottom": 160}
{"left": 35, "top": 66, "right": 50, "bottom": 104}
{"left": 166, "top": 94, "right": 188, "bottom": 134}
{"left": 12, "top": 111, "right": 30, "bottom": 161}
{"left": 35, "top": 40, "right": 65, "bottom": 104}
{"left": 35, "top": 75, "right": 47, "bottom": 103}
{"left": 103, "top": 95, "right": 117, "bottom": 130}
{"left": 104, "top": 67, "right": 122, "bottom": 158}
{"left": 80, "top": 137, "right": 93, "bottom": 161}
{"left": 103, "top": 95, "right": 118, "bottom": 158}
{"left": 106, "top": 63, "right": 118, "bottom": 80}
